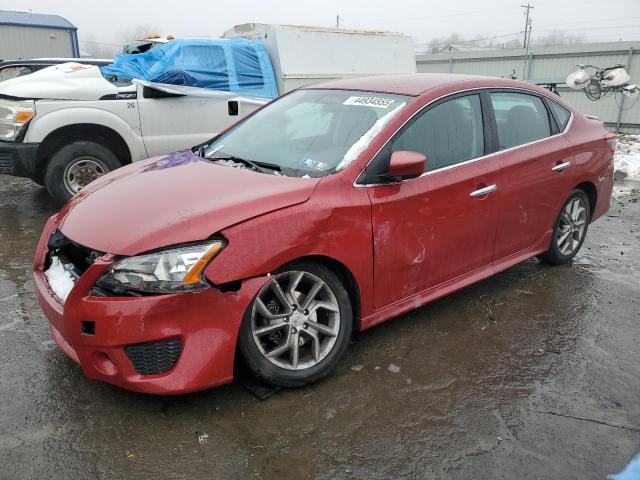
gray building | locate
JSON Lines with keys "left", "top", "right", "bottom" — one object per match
{"left": 416, "top": 42, "right": 639, "bottom": 133}
{"left": 0, "top": 10, "right": 79, "bottom": 60}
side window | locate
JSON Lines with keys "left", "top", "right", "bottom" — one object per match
{"left": 0, "top": 66, "right": 32, "bottom": 82}
{"left": 547, "top": 99, "right": 571, "bottom": 131}
{"left": 391, "top": 94, "right": 484, "bottom": 172}
{"left": 231, "top": 47, "right": 265, "bottom": 89}
{"left": 173, "top": 45, "right": 229, "bottom": 90}
{"left": 490, "top": 92, "right": 551, "bottom": 150}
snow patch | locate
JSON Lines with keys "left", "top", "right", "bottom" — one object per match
{"left": 44, "top": 256, "right": 75, "bottom": 303}
{"left": 335, "top": 103, "right": 406, "bottom": 171}
{"left": 211, "top": 158, "right": 248, "bottom": 169}
{"left": 614, "top": 134, "right": 640, "bottom": 180}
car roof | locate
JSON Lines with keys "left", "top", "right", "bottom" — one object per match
{"left": 305, "top": 73, "right": 539, "bottom": 96}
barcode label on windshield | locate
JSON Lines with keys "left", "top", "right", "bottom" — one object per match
{"left": 343, "top": 96, "right": 394, "bottom": 108}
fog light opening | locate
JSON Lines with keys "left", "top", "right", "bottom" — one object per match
{"left": 92, "top": 352, "right": 118, "bottom": 376}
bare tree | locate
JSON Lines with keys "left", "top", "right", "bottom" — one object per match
{"left": 78, "top": 32, "right": 119, "bottom": 59}
{"left": 428, "top": 32, "right": 471, "bottom": 53}
{"left": 534, "top": 30, "right": 587, "bottom": 46}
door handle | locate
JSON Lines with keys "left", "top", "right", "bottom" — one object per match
{"left": 469, "top": 184, "right": 497, "bottom": 197}
{"left": 552, "top": 161, "right": 571, "bottom": 172}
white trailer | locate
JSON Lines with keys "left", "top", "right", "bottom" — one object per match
{"left": 222, "top": 23, "right": 416, "bottom": 93}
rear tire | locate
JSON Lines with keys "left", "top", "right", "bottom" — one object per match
{"left": 44, "top": 141, "right": 121, "bottom": 205}
{"left": 238, "top": 260, "right": 353, "bottom": 388}
{"left": 538, "top": 189, "right": 590, "bottom": 265}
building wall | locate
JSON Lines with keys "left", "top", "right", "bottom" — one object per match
{"left": 0, "top": 24, "right": 74, "bottom": 59}
{"left": 416, "top": 42, "right": 640, "bottom": 134}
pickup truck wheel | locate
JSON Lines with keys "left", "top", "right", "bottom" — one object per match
{"left": 44, "top": 141, "right": 121, "bottom": 204}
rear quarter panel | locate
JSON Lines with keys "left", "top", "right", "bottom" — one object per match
{"left": 563, "top": 113, "right": 613, "bottom": 221}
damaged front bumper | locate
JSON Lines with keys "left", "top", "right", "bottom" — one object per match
{"left": 33, "top": 215, "right": 269, "bottom": 395}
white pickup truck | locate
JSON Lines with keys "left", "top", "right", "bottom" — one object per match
{"left": 0, "top": 23, "right": 415, "bottom": 203}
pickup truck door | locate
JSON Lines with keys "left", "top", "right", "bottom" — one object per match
{"left": 136, "top": 84, "right": 265, "bottom": 157}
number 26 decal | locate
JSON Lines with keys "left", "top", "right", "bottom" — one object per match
{"left": 127, "top": 102, "right": 136, "bottom": 109}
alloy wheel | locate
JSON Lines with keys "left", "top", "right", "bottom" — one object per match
{"left": 556, "top": 196, "right": 588, "bottom": 255}
{"left": 250, "top": 271, "right": 341, "bottom": 371}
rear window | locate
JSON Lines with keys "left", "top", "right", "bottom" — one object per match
{"left": 547, "top": 100, "right": 571, "bottom": 131}
{"left": 490, "top": 92, "right": 551, "bottom": 150}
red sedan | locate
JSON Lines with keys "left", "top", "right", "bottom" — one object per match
{"left": 34, "top": 74, "right": 615, "bottom": 394}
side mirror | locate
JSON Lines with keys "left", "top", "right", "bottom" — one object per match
{"left": 387, "top": 150, "right": 426, "bottom": 180}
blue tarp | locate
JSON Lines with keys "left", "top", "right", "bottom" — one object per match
{"left": 101, "top": 39, "right": 277, "bottom": 99}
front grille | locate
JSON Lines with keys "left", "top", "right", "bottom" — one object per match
{"left": 125, "top": 338, "right": 183, "bottom": 375}
{"left": 0, "top": 152, "right": 14, "bottom": 174}
{"left": 47, "top": 230, "right": 103, "bottom": 276}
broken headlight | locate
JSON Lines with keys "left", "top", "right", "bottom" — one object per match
{"left": 95, "top": 240, "right": 225, "bottom": 294}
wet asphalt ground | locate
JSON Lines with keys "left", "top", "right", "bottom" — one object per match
{"left": 0, "top": 174, "right": 638, "bottom": 480}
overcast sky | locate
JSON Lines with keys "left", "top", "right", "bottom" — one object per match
{"left": 2, "top": 0, "right": 639, "bottom": 52}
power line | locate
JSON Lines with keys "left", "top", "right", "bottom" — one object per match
{"left": 413, "top": 23, "right": 640, "bottom": 48}
{"left": 364, "top": 3, "right": 516, "bottom": 24}
{"left": 79, "top": 40, "right": 124, "bottom": 47}
{"left": 414, "top": 32, "right": 523, "bottom": 47}
{"left": 414, "top": 17, "right": 640, "bottom": 45}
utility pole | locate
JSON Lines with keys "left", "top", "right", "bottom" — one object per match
{"left": 336, "top": 15, "right": 340, "bottom": 29}
{"left": 521, "top": 3, "right": 533, "bottom": 48}
{"left": 521, "top": 3, "right": 534, "bottom": 79}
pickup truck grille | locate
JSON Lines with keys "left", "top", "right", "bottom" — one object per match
{"left": 0, "top": 153, "right": 14, "bottom": 174}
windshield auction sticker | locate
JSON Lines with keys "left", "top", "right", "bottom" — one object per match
{"left": 343, "top": 96, "right": 394, "bottom": 108}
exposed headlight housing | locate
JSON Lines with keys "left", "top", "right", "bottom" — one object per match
{"left": 95, "top": 240, "right": 225, "bottom": 294}
{"left": 0, "top": 98, "right": 35, "bottom": 142}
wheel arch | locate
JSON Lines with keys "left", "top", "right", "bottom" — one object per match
{"left": 277, "top": 254, "right": 362, "bottom": 332}
{"left": 37, "top": 123, "right": 132, "bottom": 173}
{"left": 574, "top": 180, "right": 597, "bottom": 219}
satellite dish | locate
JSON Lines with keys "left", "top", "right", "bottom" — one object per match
{"left": 566, "top": 69, "right": 591, "bottom": 89}
{"left": 601, "top": 67, "right": 631, "bottom": 87}
{"left": 623, "top": 84, "right": 639, "bottom": 100}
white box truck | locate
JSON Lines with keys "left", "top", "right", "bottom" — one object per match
{"left": 222, "top": 23, "right": 416, "bottom": 92}
{"left": 0, "top": 24, "right": 415, "bottom": 203}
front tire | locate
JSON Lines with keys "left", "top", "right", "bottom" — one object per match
{"left": 44, "top": 141, "right": 121, "bottom": 205}
{"left": 539, "top": 189, "right": 590, "bottom": 265}
{"left": 238, "top": 261, "right": 353, "bottom": 387}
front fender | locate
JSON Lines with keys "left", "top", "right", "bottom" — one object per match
{"left": 24, "top": 105, "right": 147, "bottom": 162}
{"left": 205, "top": 180, "right": 375, "bottom": 319}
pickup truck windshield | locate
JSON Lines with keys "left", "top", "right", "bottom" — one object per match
{"left": 203, "top": 89, "right": 410, "bottom": 177}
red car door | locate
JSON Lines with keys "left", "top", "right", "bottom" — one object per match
{"left": 362, "top": 93, "right": 501, "bottom": 309}
{"left": 487, "top": 91, "right": 576, "bottom": 259}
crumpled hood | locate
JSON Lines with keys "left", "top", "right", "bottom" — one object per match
{"left": 0, "top": 63, "right": 118, "bottom": 101}
{"left": 58, "top": 150, "right": 320, "bottom": 255}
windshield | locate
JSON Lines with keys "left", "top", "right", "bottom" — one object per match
{"left": 202, "top": 89, "right": 410, "bottom": 177}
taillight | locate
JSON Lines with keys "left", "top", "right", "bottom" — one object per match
{"left": 604, "top": 133, "right": 618, "bottom": 156}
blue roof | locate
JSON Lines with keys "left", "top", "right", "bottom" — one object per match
{"left": 0, "top": 10, "right": 76, "bottom": 30}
